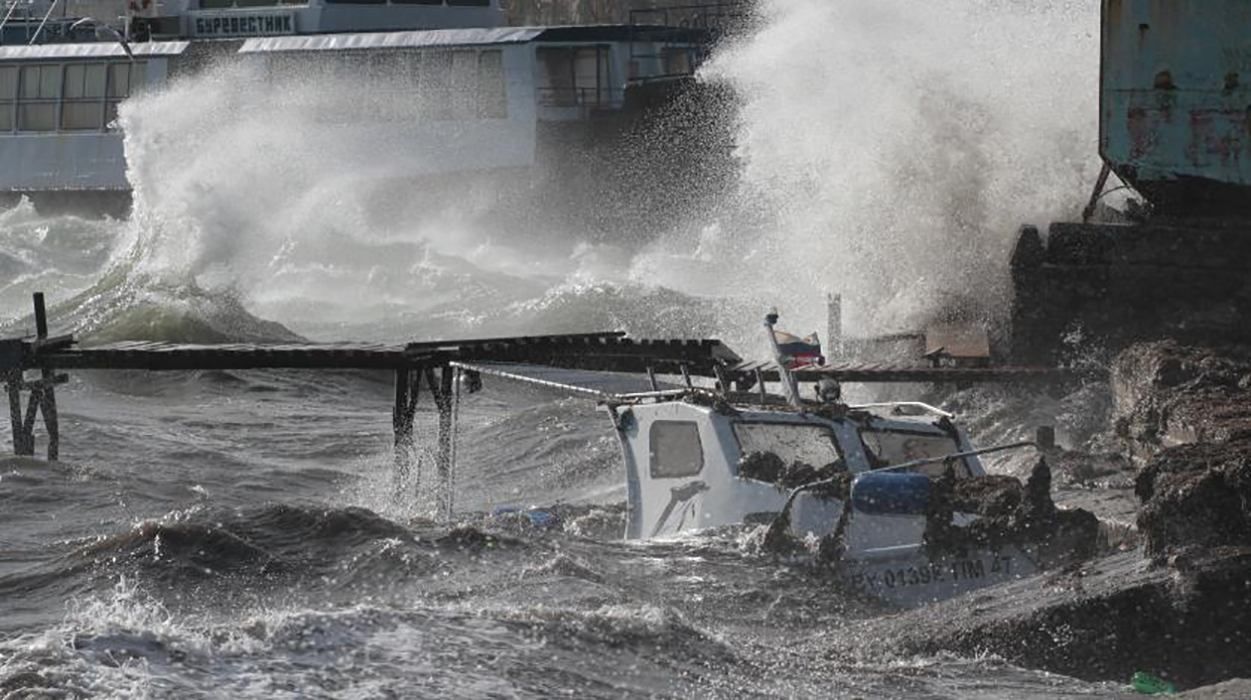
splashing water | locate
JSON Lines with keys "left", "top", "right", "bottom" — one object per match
{"left": 637, "top": 0, "right": 1100, "bottom": 338}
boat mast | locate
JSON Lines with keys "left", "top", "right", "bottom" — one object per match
{"left": 763, "top": 308, "right": 803, "bottom": 409}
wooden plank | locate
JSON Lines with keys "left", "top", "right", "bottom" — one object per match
{"left": 735, "top": 362, "right": 1099, "bottom": 383}
{"left": 925, "top": 323, "right": 992, "bottom": 360}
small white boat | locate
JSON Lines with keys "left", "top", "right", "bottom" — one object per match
{"left": 608, "top": 391, "right": 1042, "bottom": 607}
{"left": 453, "top": 313, "right": 1096, "bottom": 608}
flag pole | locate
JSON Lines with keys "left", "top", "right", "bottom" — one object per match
{"left": 764, "top": 308, "right": 803, "bottom": 409}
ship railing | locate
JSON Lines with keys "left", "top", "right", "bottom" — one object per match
{"left": 626, "top": 0, "right": 751, "bottom": 64}
{"left": 0, "top": 0, "right": 80, "bottom": 46}
{"left": 0, "top": 0, "right": 32, "bottom": 44}
{"left": 26, "top": 0, "right": 58, "bottom": 45}
{"left": 848, "top": 402, "right": 955, "bottom": 420}
{"left": 627, "top": 1, "right": 751, "bottom": 35}
{"left": 537, "top": 86, "right": 625, "bottom": 111}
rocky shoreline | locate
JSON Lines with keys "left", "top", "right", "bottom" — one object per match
{"left": 847, "top": 341, "right": 1251, "bottom": 692}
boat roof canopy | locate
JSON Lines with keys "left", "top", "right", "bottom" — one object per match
{"left": 241, "top": 27, "right": 543, "bottom": 53}
{"left": 239, "top": 24, "right": 708, "bottom": 54}
{"left": 0, "top": 41, "right": 191, "bottom": 61}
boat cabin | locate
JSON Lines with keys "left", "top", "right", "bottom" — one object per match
{"left": 616, "top": 398, "right": 982, "bottom": 542}
{"left": 606, "top": 392, "right": 1045, "bottom": 606}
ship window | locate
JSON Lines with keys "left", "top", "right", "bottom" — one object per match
{"left": 662, "top": 47, "right": 694, "bottom": 76}
{"left": 105, "top": 61, "right": 144, "bottom": 129}
{"left": 859, "top": 429, "right": 970, "bottom": 478}
{"left": 573, "top": 47, "right": 605, "bottom": 102}
{"left": 17, "top": 104, "right": 56, "bottom": 131}
{"left": 0, "top": 66, "right": 16, "bottom": 100}
{"left": 447, "top": 0, "right": 489, "bottom": 5}
{"left": 424, "top": 50, "right": 452, "bottom": 119}
{"left": 107, "top": 63, "right": 132, "bottom": 98}
{"left": 477, "top": 49, "right": 506, "bottom": 118}
{"left": 449, "top": 49, "right": 477, "bottom": 118}
{"left": 61, "top": 102, "right": 103, "bottom": 130}
{"left": 61, "top": 63, "right": 108, "bottom": 131}
{"left": 64, "top": 64, "right": 108, "bottom": 99}
{"left": 403, "top": 52, "right": 424, "bottom": 88}
{"left": 537, "top": 47, "right": 574, "bottom": 106}
{"left": 650, "top": 420, "right": 703, "bottom": 478}
{"left": 20, "top": 64, "right": 61, "bottom": 100}
{"left": 0, "top": 66, "right": 14, "bottom": 131}
{"left": 538, "top": 46, "right": 611, "bottom": 107}
{"left": 16, "top": 65, "right": 59, "bottom": 132}
{"left": 733, "top": 422, "right": 842, "bottom": 471}
{"left": 392, "top": 0, "right": 443, "bottom": 4}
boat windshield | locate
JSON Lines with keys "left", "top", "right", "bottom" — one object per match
{"left": 859, "top": 429, "right": 970, "bottom": 477}
{"left": 733, "top": 422, "right": 841, "bottom": 468}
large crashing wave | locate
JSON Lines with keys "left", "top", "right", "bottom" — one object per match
{"left": 635, "top": 0, "right": 1101, "bottom": 338}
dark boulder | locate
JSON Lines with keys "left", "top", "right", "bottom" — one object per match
{"left": 1113, "top": 342, "right": 1251, "bottom": 463}
{"left": 925, "top": 459, "right": 1101, "bottom": 565}
{"left": 1136, "top": 438, "right": 1251, "bottom": 556}
{"left": 850, "top": 547, "right": 1251, "bottom": 690}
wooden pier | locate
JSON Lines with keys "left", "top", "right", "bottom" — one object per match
{"left": 1, "top": 293, "right": 1099, "bottom": 516}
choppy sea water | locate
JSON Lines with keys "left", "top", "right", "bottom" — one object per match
{"left": 0, "top": 0, "right": 1134, "bottom": 696}
{"left": 0, "top": 361, "right": 1127, "bottom": 698}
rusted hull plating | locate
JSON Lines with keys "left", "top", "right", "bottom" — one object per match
{"left": 1102, "top": 0, "right": 1251, "bottom": 214}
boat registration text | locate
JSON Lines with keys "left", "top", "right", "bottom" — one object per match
{"left": 848, "top": 555, "right": 1016, "bottom": 592}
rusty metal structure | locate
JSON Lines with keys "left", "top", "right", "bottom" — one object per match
{"left": 1098, "top": 0, "right": 1251, "bottom": 215}
{"left": 1013, "top": 0, "right": 1251, "bottom": 363}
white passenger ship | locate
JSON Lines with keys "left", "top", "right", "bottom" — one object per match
{"left": 0, "top": 0, "right": 721, "bottom": 214}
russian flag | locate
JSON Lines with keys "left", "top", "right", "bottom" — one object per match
{"left": 774, "top": 330, "right": 824, "bottom": 368}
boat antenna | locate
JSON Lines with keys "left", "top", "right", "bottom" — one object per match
{"left": 763, "top": 308, "right": 803, "bottom": 409}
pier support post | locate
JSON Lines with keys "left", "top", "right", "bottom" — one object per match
{"left": 33, "top": 293, "right": 59, "bottom": 460}
{"left": 4, "top": 366, "right": 63, "bottom": 460}
{"left": 2, "top": 294, "right": 66, "bottom": 460}
{"left": 433, "top": 366, "right": 455, "bottom": 521}
{"left": 5, "top": 370, "right": 30, "bottom": 456}
{"left": 392, "top": 368, "right": 412, "bottom": 500}
{"left": 391, "top": 366, "right": 424, "bottom": 504}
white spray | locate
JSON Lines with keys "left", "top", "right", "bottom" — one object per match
{"left": 634, "top": 0, "right": 1101, "bottom": 341}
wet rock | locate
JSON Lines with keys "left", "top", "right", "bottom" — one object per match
{"left": 1179, "top": 678, "right": 1251, "bottom": 698}
{"left": 1113, "top": 341, "right": 1251, "bottom": 463}
{"left": 949, "top": 474, "right": 1022, "bottom": 516}
{"left": 1135, "top": 438, "right": 1251, "bottom": 556}
{"left": 925, "top": 459, "right": 1101, "bottom": 565}
{"left": 1049, "top": 448, "right": 1135, "bottom": 487}
{"left": 856, "top": 356, "right": 1251, "bottom": 690}
{"left": 852, "top": 547, "right": 1251, "bottom": 690}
